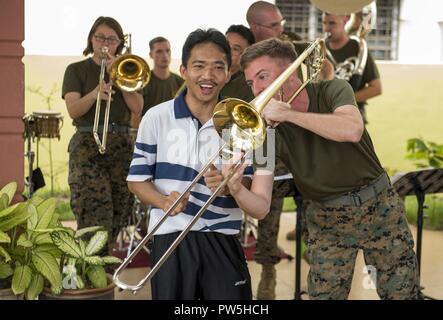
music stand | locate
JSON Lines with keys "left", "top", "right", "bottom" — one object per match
{"left": 392, "top": 168, "right": 443, "bottom": 300}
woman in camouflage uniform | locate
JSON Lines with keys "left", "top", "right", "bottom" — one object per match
{"left": 62, "top": 16, "right": 143, "bottom": 254}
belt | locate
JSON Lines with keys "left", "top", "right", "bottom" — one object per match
{"left": 319, "top": 173, "right": 391, "bottom": 207}
{"left": 76, "top": 124, "right": 129, "bottom": 134}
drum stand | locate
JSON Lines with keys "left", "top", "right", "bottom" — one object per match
{"left": 23, "top": 115, "right": 35, "bottom": 199}
{"left": 117, "top": 196, "right": 151, "bottom": 258}
{"left": 239, "top": 214, "right": 258, "bottom": 248}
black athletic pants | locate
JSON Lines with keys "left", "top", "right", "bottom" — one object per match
{"left": 151, "top": 231, "right": 252, "bottom": 300}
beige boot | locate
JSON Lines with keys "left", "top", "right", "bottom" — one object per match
{"left": 257, "top": 264, "right": 276, "bottom": 300}
{"left": 286, "top": 228, "right": 296, "bottom": 241}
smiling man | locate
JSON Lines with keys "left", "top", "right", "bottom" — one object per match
{"left": 127, "top": 28, "right": 273, "bottom": 300}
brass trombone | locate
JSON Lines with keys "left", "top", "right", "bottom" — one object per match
{"left": 113, "top": 38, "right": 325, "bottom": 293}
{"left": 93, "top": 34, "right": 150, "bottom": 154}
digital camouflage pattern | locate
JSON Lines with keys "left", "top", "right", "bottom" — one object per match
{"left": 68, "top": 131, "right": 133, "bottom": 254}
{"left": 304, "top": 187, "right": 423, "bottom": 300}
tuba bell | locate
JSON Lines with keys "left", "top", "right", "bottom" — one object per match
{"left": 312, "top": 0, "right": 377, "bottom": 89}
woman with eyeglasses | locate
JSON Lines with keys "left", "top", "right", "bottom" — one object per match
{"left": 62, "top": 16, "right": 143, "bottom": 256}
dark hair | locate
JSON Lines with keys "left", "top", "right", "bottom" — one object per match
{"left": 83, "top": 16, "right": 125, "bottom": 56}
{"left": 240, "top": 38, "right": 297, "bottom": 70}
{"left": 226, "top": 24, "right": 255, "bottom": 46}
{"left": 149, "top": 36, "right": 169, "bottom": 52}
{"left": 181, "top": 28, "right": 232, "bottom": 69}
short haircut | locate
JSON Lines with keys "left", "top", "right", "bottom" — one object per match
{"left": 240, "top": 38, "right": 297, "bottom": 70}
{"left": 181, "top": 28, "right": 231, "bottom": 69}
{"left": 149, "top": 36, "right": 169, "bottom": 52}
{"left": 83, "top": 16, "right": 125, "bottom": 56}
{"left": 246, "top": 1, "right": 279, "bottom": 24}
{"left": 226, "top": 24, "right": 255, "bottom": 46}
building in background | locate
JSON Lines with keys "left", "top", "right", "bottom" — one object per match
{"left": 276, "top": 0, "right": 443, "bottom": 63}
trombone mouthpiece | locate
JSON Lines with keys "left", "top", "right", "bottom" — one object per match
{"left": 100, "top": 47, "right": 109, "bottom": 58}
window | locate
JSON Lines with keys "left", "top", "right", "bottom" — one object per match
{"left": 276, "top": 0, "right": 400, "bottom": 60}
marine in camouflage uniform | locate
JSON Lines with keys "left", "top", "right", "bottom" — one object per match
{"left": 62, "top": 17, "right": 142, "bottom": 255}
{"left": 272, "top": 80, "right": 422, "bottom": 300}
{"left": 241, "top": 37, "right": 422, "bottom": 300}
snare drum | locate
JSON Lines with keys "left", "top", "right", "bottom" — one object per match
{"left": 32, "top": 110, "right": 64, "bottom": 139}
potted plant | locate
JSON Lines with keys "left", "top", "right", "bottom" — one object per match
{"left": 39, "top": 226, "right": 122, "bottom": 300}
{"left": 0, "top": 182, "right": 66, "bottom": 300}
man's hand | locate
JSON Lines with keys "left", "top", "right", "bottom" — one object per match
{"left": 222, "top": 153, "right": 249, "bottom": 197}
{"left": 163, "top": 191, "right": 189, "bottom": 216}
{"left": 203, "top": 164, "right": 229, "bottom": 195}
{"left": 261, "top": 98, "right": 292, "bottom": 127}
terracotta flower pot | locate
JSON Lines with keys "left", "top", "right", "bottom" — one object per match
{"left": 0, "top": 288, "right": 22, "bottom": 300}
{"left": 40, "top": 275, "right": 116, "bottom": 300}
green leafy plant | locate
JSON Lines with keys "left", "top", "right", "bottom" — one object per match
{"left": 406, "top": 138, "right": 443, "bottom": 168}
{"left": 1, "top": 181, "right": 120, "bottom": 299}
{"left": 0, "top": 182, "right": 69, "bottom": 299}
{"left": 50, "top": 227, "right": 122, "bottom": 290}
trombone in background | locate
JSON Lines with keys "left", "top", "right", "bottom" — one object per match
{"left": 93, "top": 34, "right": 150, "bottom": 154}
{"left": 113, "top": 38, "right": 326, "bottom": 293}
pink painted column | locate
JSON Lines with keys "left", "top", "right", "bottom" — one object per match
{"left": 0, "top": 0, "right": 25, "bottom": 199}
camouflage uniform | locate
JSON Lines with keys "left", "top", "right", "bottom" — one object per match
{"left": 68, "top": 131, "right": 133, "bottom": 254}
{"left": 254, "top": 159, "right": 296, "bottom": 265}
{"left": 304, "top": 187, "right": 423, "bottom": 300}
{"left": 272, "top": 80, "right": 422, "bottom": 300}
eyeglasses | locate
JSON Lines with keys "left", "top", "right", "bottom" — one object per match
{"left": 93, "top": 34, "right": 121, "bottom": 45}
{"left": 256, "top": 19, "right": 286, "bottom": 30}
{"left": 231, "top": 45, "right": 244, "bottom": 56}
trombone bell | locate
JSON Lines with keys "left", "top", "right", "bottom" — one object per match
{"left": 213, "top": 98, "right": 266, "bottom": 153}
{"left": 93, "top": 53, "right": 150, "bottom": 154}
{"left": 110, "top": 54, "right": 151, "bottom": 92}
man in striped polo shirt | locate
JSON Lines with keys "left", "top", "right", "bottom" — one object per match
{"left": 127, "top": 28, "right": 274, "bottom": 300}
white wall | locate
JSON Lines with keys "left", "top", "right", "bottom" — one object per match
{"left": 398, "top": 0, "right": 443, "bottom": 63}
{"left": 24, "top": 0, "right": 258, "bottom": 59}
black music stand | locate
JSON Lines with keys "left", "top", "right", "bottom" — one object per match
{"left": 393, "top": 168, "right": 443, "bottom": 300}
{"left": 292, "top": 191, "right": 306, "bottom": 300}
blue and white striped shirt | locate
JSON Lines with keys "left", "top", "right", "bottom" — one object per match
{"left": 127, "top": 91, "right": 253, "bottom": 235}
